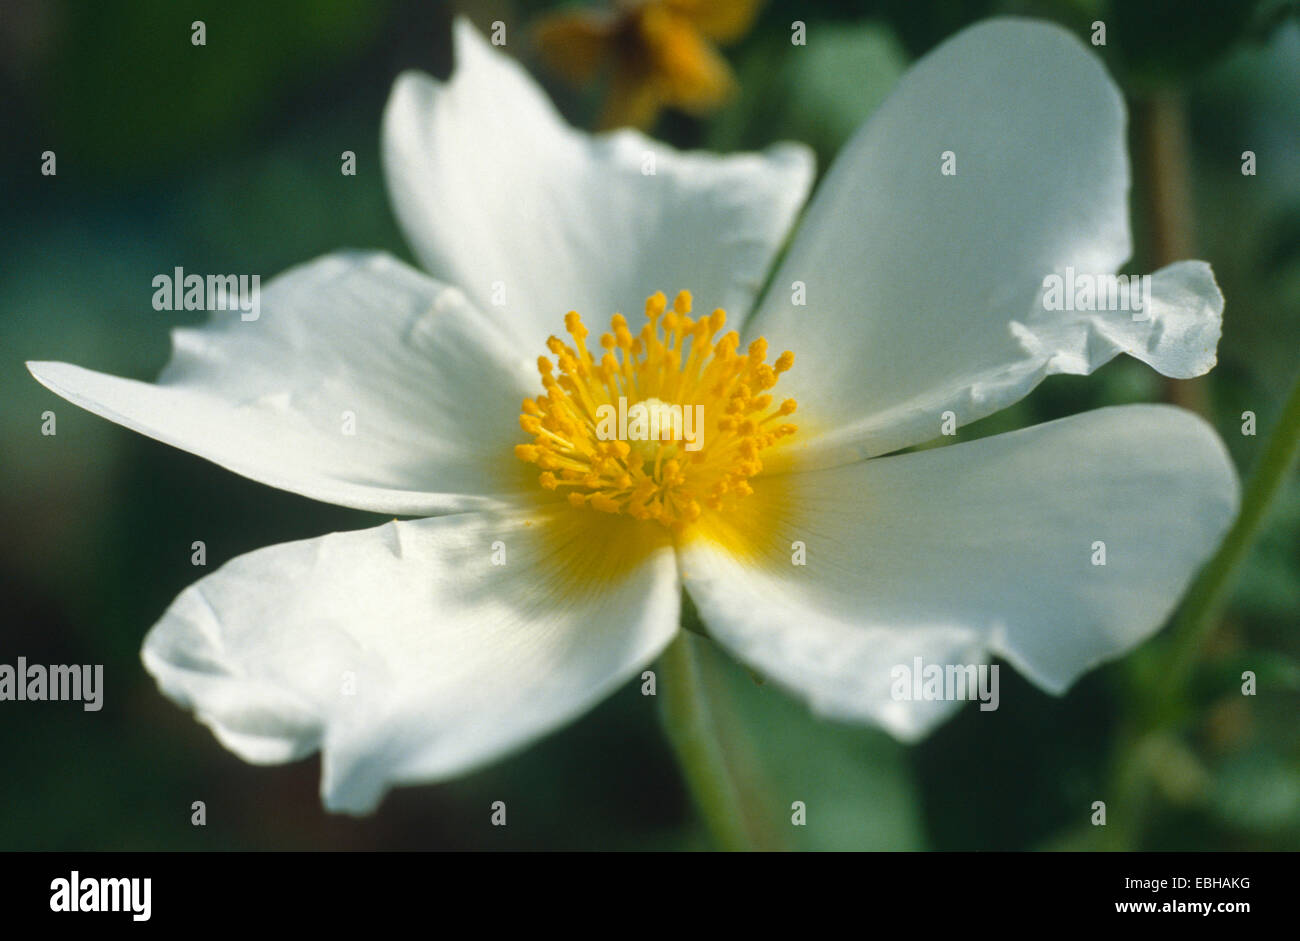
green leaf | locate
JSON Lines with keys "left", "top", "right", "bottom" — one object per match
{"left": 660, "top": 603, "right": 922, "bottom": 850}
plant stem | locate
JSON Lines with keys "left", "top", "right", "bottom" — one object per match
{"left": 657, "top": 631, "right": 765, "bottom": 851}
{"left": 1159, "top": 365, "right": 1300, "bottom": 702}
{"left": 1135, "top": 89, "right": 1209, "bottom": 416}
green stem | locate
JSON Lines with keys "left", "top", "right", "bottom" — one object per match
{"left": 1159, "top": 365, "right": 1300, "bottom": 702}
{"left": 657, "top": 632, "right": 763, "bottom": 851}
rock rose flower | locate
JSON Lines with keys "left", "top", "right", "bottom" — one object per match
{"left": 28, "top": 18, "right": 1238, "bottom": 813}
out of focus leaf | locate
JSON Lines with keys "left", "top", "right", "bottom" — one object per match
{"left": 709, "top": 20, "right": 907, "bottom": 167}
{"left": 678, "top": 611, "right": 923, "bottom": 850}
{"left": 1211, "top": 748, "right": 1300, "bottom": 833}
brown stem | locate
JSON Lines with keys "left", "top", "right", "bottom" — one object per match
{"left": 1134, "top": 89, "right": 1209, "bottom": 415}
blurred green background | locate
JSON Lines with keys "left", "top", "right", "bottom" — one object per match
{"left": 1, "top": 0, "right": 1297, "bottom": 850}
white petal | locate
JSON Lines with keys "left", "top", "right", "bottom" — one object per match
{"left": 381, "top": 18, "right": 813, "bottom": 350}
{"left": 29, "top": 252, "right": 538, "bottom": 516}
{"left": 681, "top": 405, "right": 1238, "bottom": 740}
{"left": 746, "top": 18, "right": 1224, "bottom": 468}
{"left": 142, "top": 506, "right": 680, "bottom": 813}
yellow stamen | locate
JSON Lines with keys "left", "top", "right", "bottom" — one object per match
{"left": 516, "top": 291, "right": 798, "bottom": 534}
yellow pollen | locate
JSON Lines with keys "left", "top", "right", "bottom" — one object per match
{"left": 515, "top": 291, "right": 798, "bottom": 533}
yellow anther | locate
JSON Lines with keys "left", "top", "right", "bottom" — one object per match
{"left": 564, "top": 310, "right": 586, "bottom": 338}
{"left": 516, "top": 292, "right": 799, "bottom": 531}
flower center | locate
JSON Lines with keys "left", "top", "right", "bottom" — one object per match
{"left": 515, "top": 290, "right": 797, "bottom": 533}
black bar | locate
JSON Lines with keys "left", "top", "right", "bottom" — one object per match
{"left": 3, "top": 851, "right": 1283, "bottom": 926}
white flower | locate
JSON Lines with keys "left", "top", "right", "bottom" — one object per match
{"left": 28, "top": 17, "right": 1238, "bottom": 814}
